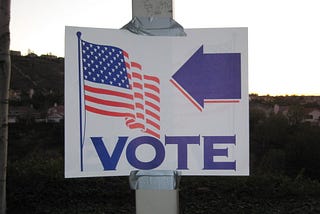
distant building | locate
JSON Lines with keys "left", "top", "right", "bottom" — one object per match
{"left": 304, "top": 108, "right": 320, "bottom": 125}
{"left": 10, "top": 50, "right": 21, "bottom": 56}
{"left": 27, "top": 52, "right": 38, "bottom": 58}
{"left": 40, "top": 53, "right": 58, "bottom": 59}
{"left": 47, "top": 104, "right": 64, "bottom": 123}
{"left": 8, "top": 106, "right": 41, "bottom": 124}
{"left": 302, "top": 96, "right": 320, "bottom": 105}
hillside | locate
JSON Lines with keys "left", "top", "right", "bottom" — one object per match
{"left": 7, "top": 53, "right": 320, "bottom": 213}
{"left": 11, "top": 54, "right": 64, "bottom": 93}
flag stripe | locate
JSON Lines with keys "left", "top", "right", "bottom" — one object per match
{"left": 144, "top": 83, "right": 160, "bottom": 93}
{"left": 146, "top": 119, "right": 160, "bottom": 130}
{"left": 133, "top": 82, "right": 143, "bottom": 89}
{"left": 122, "top": 50, "right": 129, "bottom": 58}
{"left": 144, "top": 75, "right": 160, "bottom": 84}
{"left": 127, "top": 73, "right": 132, "bottom": 80}
{"left": 136, "top": 113, "right": 145, "bottom": 120}
{"left": 135, "top": 103, "right": 144, "bottom": 110}
{"left": 131, "top": 62, "right": 142, "bottom": 70}
{"left": 145, "top": 128, "right": 160, "bottom": 139}
{"left": 146, "top": 109, "right": 160, "bottom": 121}
{"left": 85, "top": 105, "right": 135, "bottom": 118}
{"left": 145, "top": 101, "right": 160, "bottom": 112}
{"left": 125, "top": 117, "right": 145, "bottom": 130}
{"left": 125, "top": 62, "right": 131, "bottom": 69}
{"left": 145, "top": 92, "right": 160, "bottom": 102}
{"left": 126, "top": 118, "right": 145, "bottom": 129}
{"left": 127, "top": 123, "right": 145, "bottom": 129}
{"left": 134, "top": 92, "right": 144, "bottom": 100}
{"left": 85, "top": 95, "right": 134, "bottom": 110}
{"left": 84, "top": 85, "right": 133, "bottom": 100}
{"left": 132, "top": 72, "right": 143, "bottom": 80}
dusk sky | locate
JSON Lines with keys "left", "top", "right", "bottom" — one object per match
{"left": 10, "top": 0, "right": 320, "bottom": 96}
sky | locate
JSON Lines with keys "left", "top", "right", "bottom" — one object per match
{"left": 10, "top": 0, "right": 320, "bottom": 96}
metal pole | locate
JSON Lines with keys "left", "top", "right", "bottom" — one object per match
{"left": 123, "top": 1, "right": 184, "bottom": 214}
{"left": 132, "top": 0, "right": 173, "bottom": 18}
{"left": 0, "top": 0, "right": 11, "bottom": 213}
{"left": 129, "top": 170, "right": 180, "bottom": 214}
{"left": 122, "top": 0, "right": 186, "bottom": 36}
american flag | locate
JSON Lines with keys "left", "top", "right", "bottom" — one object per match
{"left": 79, "top": 39, "right": 160, "bottom": 139}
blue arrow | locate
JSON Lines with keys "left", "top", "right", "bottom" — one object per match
{"left": 171, "top": 46, "right": 241, "bottom": 110}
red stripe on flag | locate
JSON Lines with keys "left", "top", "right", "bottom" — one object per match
{"left": 127, "top": 122, "right": 145, "bottom": 130}
{"left": 134, "top": 92, "right": 144, "bottom": 100}
{"left": 144, "top": 83, "right": 160, "bottom": 93}
{"left": 84, "top": 85, "right": 133, "bottom": 100}
{"left": 133, "top": 82, "right": 143, "bottom": 89}
{"left": 136, "top": 113, "right": 145, "bottom": 120}
{"left": 85, "top": 105, "right": 135, "bottom": 118}
{"left": 132, "top": 72, "right": 142, "bottom": 80}
{"left": 146, "top": 119, "right": 160, "bottom": 130}
{"left": 131, "top": 62, "right": 142, "bottom": 70}
{"left": 125, "top": 118, "right": 135, "bottom": 125}
{"left": 146, "top": 109, "right": 160, "bottom": 121}
{"left": 145, "top": 101, "right": 160, "bottom": 112}
{"left": 145, "top": 128, "right": 160, "bottom": 139}
{"left": 145, "top": 92, "right": 160, "bottom": 102}
{"left": 85, "top": 95, "right": 134, "bottom": 109}
{"left": 125, "top": 118, "right": 145, "bottom": 129}
{"left": 122, "top": 50, "right": 129, "bottom": 58}
{"left": 135, "top": 103, "right": 144, "bottom": 110}
{"left": 144, "top": 75, "right": 160, "bottom": 84}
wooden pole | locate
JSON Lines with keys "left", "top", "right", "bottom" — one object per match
{"left": 0, "top": 0, "right": 11, "bottom": 213}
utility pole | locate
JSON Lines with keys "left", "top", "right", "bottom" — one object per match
{"left": 0, "top": 0, "right": 11, "bottom": 213}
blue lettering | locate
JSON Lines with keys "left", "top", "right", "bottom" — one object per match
{"left": 165, "top": 136, "right": 200, "bottom": 169}
{"left": 126, "top": 136, "right": 165, "bottom": 170}
{"left": 89, "top": 135, "right": 237, "bottom": 171}
{"left": 203, "top": 136, "right": 236, "bottom": 170}
{"left": 90, "top": 137, "right": 128, "bottom": 170}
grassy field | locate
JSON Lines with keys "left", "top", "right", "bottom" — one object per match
{"left": 7, "top": 123, "right": 320, "bottom": 213}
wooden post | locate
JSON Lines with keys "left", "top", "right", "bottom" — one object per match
{"left": 0, "top": 0, "right": 11, "bottom": 213}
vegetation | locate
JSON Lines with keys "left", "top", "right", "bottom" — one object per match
{"left": 7, "top": 56, "right": 320, "bottom": 213}
{"left": 10, "top": 55, "right": 64, "bottom": 92}
{"left": 7, "top": 101, "right": 320, "bottom": 213}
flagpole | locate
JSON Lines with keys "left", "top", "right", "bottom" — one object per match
{"left": 76, "top": 31, "right": 84, "bottom": 172}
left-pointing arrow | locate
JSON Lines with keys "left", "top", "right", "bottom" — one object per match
{"left": 171, "top": 46, "right": 241, "bottom": 111}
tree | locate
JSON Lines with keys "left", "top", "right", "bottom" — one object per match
{"left": 287, "top": 105, "right": 304, "bottom": 126}
{"left": 0, "top": 0, "right": 11, "bottom": 213}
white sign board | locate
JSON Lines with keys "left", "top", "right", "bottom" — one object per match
{"left": 65, "top": 26, "right": 249, "bottom": 177}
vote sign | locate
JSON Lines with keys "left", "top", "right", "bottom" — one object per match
{"left": 65, "top": 26, "right": 249, "bottom": 177}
